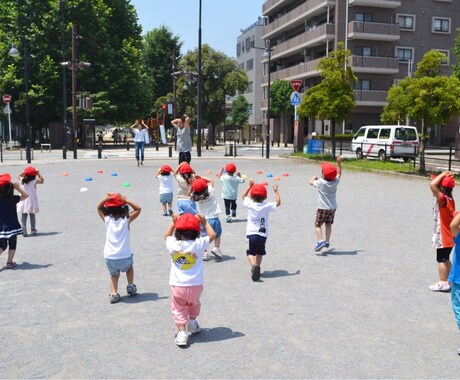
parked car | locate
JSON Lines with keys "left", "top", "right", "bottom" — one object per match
{"left": 352, "top": 125, "right": 420, "bottom": 162}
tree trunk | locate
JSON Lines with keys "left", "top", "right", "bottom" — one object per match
{"left": 419, "top": 118, "right": 426, "bottom": 174}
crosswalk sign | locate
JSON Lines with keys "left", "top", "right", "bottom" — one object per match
{"left": 290, "top": 91, "right": 301, "bottom": 106}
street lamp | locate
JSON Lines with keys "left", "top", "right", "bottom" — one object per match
{"left": 197, "top": 0, "right": 203, "bottom": 157}
{"left": 60, "top": 23, "right": 90, "bottom": 159}
{"left": 9, "top": 43, "right": 32, "bottom": 164}
{"left": 61, "top": 0, "right": 68, "bottom": 159}
{"left": 252, "top": 40, "right": 273, "bottom": 159}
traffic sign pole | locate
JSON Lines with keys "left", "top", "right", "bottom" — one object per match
{"left": 7, "top": 104, "right": 12, "bottom": 149}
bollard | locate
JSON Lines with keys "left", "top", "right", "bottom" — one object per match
{"left": 168, "top": 146, "right": 172, "bottom": 157}
{"left": 98, "top": 144, "right": 102, "bottom": 159}
{"left": 62, "top": 146, "right": 67, "bottom": 159}
{"left": 233, "top": 140, "right": 237, "bottom": 157}
{"left": 126, "top": 142, "right": 130, "bottom": 151}
{"left": 229, "top": 144, "right": 233, "bottom": 156}
{"left": 156, "top": 141, "right": 159, "bottom": 151}
{"left": 206, "top": 139, "right": 209, "bottom": 150}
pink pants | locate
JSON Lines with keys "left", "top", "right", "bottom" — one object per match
{"left": 171, "top": 285, "right": 203, "bottom": 327}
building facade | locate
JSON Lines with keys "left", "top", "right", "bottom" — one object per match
{"left": 260, "top": 0, "right": 460, "bottom": 145}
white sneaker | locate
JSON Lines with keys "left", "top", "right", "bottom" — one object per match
{"left": 211, "top": 247, "right": 224, "bottom": 261}
{"left": 175, "top": 331, "right": 189, "bottom": 346}
{"left": 186, "top": 319, "right": 200, "bottom": 334}
{"left": 203, "top": 250, "right": 210, "bottom": 261}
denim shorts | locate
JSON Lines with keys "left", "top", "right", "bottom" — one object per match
{"left": 160, "top": 193, "right": 173, "bottom": 204}
{"left": 105, "top": 255, "right": 134, "bottom": 276}
{"left": 177, "top": 199, "right": 197, "bottom": 215}
{"left": 201, "top": 217, "right": 222, "bottom": 238}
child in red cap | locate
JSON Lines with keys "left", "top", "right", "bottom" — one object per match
{"left": 430, "top": 171, "right": 456, "bottom": 292}
{"left": 219, "top": 163, "right": 245, "bottom": 222}
{"left": 97, "top": 193, "right": 142, "bottom": 303}
{"left": 173, "top": 162, "right": 197, "bottom": 215}
{"left": 0, "top": 173, "right": 29, "bottom": 269}
{"left": 17, "top": 166, "right": 44, "bottom": 236}
{"left": 164, "top": 212, "right": 216, "bottom": 346}
{"left": 156, "top": 164, "right": 174, "bottom": 216}
{"left": 191, "top": 176, "right": 224, "bottom": 261}
{"left": 241, "top": 180, "right": 281, "bottom": 281}
{"left": 309, "top": 156, "right": 344, "bottom": 252}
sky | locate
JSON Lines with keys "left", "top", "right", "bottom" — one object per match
{"left": 130, "top": 0, "right": 265, "bottom": 58}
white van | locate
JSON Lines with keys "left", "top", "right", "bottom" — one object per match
{"left": 351, "top": 125, "right": 419, "bottom": 161}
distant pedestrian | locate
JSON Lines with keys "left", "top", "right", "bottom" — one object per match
{"left": 430, "top": 171, "right": 456, "bottom": 292}
{"left": 17, "top": 166, "right": 44, "bottom": 236}
{"left": 0, "top": 173, "right": 28, "bottom": 269}
{"left": 171, "top": 114, "right": 192, "bottom": 164}
{"left": 130, "top": 119, "right": 149, "bottom": 166}
{"left": 173, "top": 162, "right": 197, "bottom": 215}
{"left": 157, "top": 164, "right": 174, "bottom": 216}
{"left": 113, "top": 128, "right": 119, "bottom": 146}
{"left": 309, "top": 156, "right": 343, "bottom": 253}
{"left": 97, "top": 193, "right": 142, "bottom": 304}
{"left": 219, "top": 163, "right": 245, "bottom": 223}
{"left": 164, "top": 212, "right": 216, "bottom": 346}
{"left": 191, "top": 176, "right": 224, "bottom": 262}
{"left": 449, "top": 211, "right": 460, "bottom": 354}
{"left": 242, "top": 180, "right": 281, "bottom": 281}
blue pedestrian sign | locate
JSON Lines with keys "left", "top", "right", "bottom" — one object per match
{"left": 290, "top": 91, "right": 301, "bottom": 106}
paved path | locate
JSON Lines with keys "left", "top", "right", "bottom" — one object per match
{"left": 0, "top": 146, "right": 460, "bottom": 378}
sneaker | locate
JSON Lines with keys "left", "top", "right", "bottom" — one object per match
{"left": 109, "top": 293, "right": 121, "bottom": 304}
{"left": 140, "top": 161, "right": 143, "bottom": 166}
{"left": 457, "top": 347, "right": 460, "bottom": 355}
{"left": 211, "top": 247, "right": 224, "bottom": 261}
{"left": 6, "top": 261, "right": 17, "bottom": 269}
{"left": 31, "top": 228, "right": 38, "bottom": 235}
{"left": 163, "top": 212, "right": 169, "bottom": 216}
{"left": 226, "top": 215, "right": 232, "bottom": 223}
{"left": 168, "top": 209, "right": 173, "bottom": 215}
{"left": 175, "top": 331, "right": 189, "bottom": 346}
{"left": 22, "top": 225, "right": 28, "bottom": 237}
{"left": 324, "top": 241, "right": 330, "bottom": 248}
{"left": 127, "top": 284, "right": 137, "bottom": 296}
{"left": 314, "top": 241, "right": 327, "bottom": 252}
{"left": 137, "top": 161, "right": 140, "bottom": 167}
{"left": 186, "top": 319, "right": 200, "bottom": 334}
{"left": 203, "top": 250, "right": 210, "bottom": 261}
{"left": 232, "top": 211, "right": 236, "bottom": 218}
{"left": 252, "top": 265, "right": 261, "bottom": 281}
{"left": 429, "top": 282, "right": 451, "bottom": 292}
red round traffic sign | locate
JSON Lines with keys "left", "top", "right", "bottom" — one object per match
{"left": 2, "top": 94, "right": 11, "bottom": 104}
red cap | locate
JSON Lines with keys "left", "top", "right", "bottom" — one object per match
{"left": 225, "top": 163, "right": 236, "bottom": 173}
{"left": 0, "top": 173, "right": 11, "bottom": 187}
{"left": 442, "top": 176, "right": 455, "bottom": 188}
{"left": 250, "top": 183, "right": 267, "bottom": 198}
{"left": 191, "top": 178, "right": 207, "bottom": 193}
{"left": 175, "top": 213, "right": 201, "bottom": 231}
{"left": 321, "top": 162, "right": 337, "bottom": 181}
{"left": 179, "top": 163, "right": 193, "bottom": 174}
{"left": 104, "top": 193, "right": 126, "bottom": 208}
{"left": 24, "top": 166, "right": 38, "bottom": 177}
{"left": 161, "top": 165, "right": 172, "bottom": 174}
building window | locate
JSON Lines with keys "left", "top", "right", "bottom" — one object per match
{"left": 239, "top": 62, "right": 244, "bottom": 70}
{"left": 237, "top": 43, "right": 241, "bottom": 57}
{"left": 397, "top": 14, "right": 415, "bottom": 31}
{"left": 356, "top": 13, "right": 373, "bottom": 22}
{"left": 356, "top": 46, "right": 372, "bottom": 56}
{"left": 246, "top": 59, "right": 254, "bottom": 71}
{"left": 358, "top": 80, "right": 371, "bottom": 91}
{"left": 433, "top": 49, "right": 450, "bottom": 65}
{"left": 245, "top": 37, "right": 251, "bottom": 51}
{"left": 248, "top": 104, "right": 253, "bottom": 115}
{"left": 396, "top": 47, "right": 413, "bottom": 62}
{"left": 433, "top": 17, "right": 450, "bottom": 33}
{"left": 247, "top": 81, "right": 253, "bottom": 93}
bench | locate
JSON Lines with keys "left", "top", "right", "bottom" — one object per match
{"left": 40, "top": 143, "right": 51, "bottom": 152}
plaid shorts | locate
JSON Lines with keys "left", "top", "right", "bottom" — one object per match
{"left": 315, "top": 209, "right": 336, "bottom": 226}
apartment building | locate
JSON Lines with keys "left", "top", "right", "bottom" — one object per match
{"left": 261, "top": 0, "right": 460, "bottom": 145}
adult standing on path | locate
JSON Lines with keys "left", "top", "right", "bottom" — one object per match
{"left": 130, "top": 119, "right": 149, "bottom": 166}
{"left": 171, "top": 114, "right": 192, "bottom": 164}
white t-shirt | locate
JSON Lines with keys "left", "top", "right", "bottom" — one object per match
{"left": 220, "top": 174, "right": 244, "bottom": 200}
{"left": 175, "top": 174, "right": 191, "bottom": 200}
{"left": 166, "top": 236, "right": 210, "bottom": 286}
{"left": 133, "top": 128, "right": 145, "bottom": 142}
{"left": 312, "top": 177, "right": 340, "bottom": 210}
{"left": 243, "top": 197, "right": 277, "bottom": 238}
{"left": 196, "top": 185, "right": 222, "bottom": 219}
{"left": 103, "top": 216, "right": 132, "bottom": 259}
{"left": 157, "top": 174, "right": 174, "bottom": 195}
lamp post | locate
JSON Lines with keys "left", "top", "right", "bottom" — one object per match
{"left": 197, "top": 0, "right": 203, "bottom": 157}
{"left": 252, "top": 41, "right": 273, "bottom": 159}
{"left": 61, "top": 0, "right": 68, "bottom": 159}
{"left": 60, "top": 23, "right": 90, "bottom": 159}
{"left": 9, "top": 43, "right": 32, "bottom": 164}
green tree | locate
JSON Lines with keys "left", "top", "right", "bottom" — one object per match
{"left": 382, "top": 50, "right": 460, "bottom": 173}
{"left": 231, "top": 95, "right": 249, "bottom": 129}
{"left": 270, "top": 79, "right": 293, "bottom": 146}
{"left": 297, "top": 43, "right": 356, "bottom": 157}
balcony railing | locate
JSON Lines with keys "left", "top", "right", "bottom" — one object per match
{"left": 354, "top": 90, "right": 388, "bottom": 104}
{"left": 351, "top": 55, "right": 400, "bottom": 73}
{"left": 348, "top": 0, "right": 401, "bottom": 8}
{"left": 348, "top": 21, "right": 400, "bottom": 41}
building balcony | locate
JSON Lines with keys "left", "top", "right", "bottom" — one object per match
{"left": 261, "top": 58, "right": 323, "bottom": 85}
{"left": 348, "top": 0, "right": 401, "bottom": 8}
{"left": 263, "top": 0, "right": 335, "bottom": 40}
{"left": 351, "top": 55, "right": 400, "bottom": 74}
{"left": 271, "top": 23, "right": 335, "bottom": 60}
{"left": 354, "top": 90, "right": 388, "bottom": 106}
{"left": 348, "top": 21, "right": 400, "bottom": 41}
